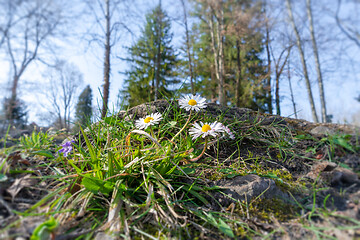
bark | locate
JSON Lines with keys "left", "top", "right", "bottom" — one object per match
{"left": 287, "top": 58, "right": 298, "bottom": 119}
{"left": 235, "top": 39, "right": 242, "bottom": 107}
{"left": 306, "top": 0, "right": 327, "bottom": 122}
{"left": 286, "top": 0, "right": 318, "bottom": 123}
{"left": 217, "top": 4, "right": 226, "bottom": 106}
{"left": 154, "top": 3, "right": 162, "bottom": 101}
{"left": 180, "top": 0, "right": 195, "bottom": 94}
{"left": 101, "top": 0, "right": 111, "bottom": 119}
{"left": 275, "top": 76, "right": 280, "bottom": 116}
{"left": 207, "top": 2, "right": 226, "bottom": 106}
{"left": 274, "top": 47, "right": 291, "bottom": 116}
{"left": 265, "top": 22, "right": 272, "bottom": 114}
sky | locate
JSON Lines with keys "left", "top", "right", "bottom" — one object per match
{"left": 0, "top": 0, "right": 359, "bottom": 127}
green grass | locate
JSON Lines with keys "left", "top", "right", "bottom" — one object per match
{"left": 1, "top": 98, "right": 360, "bottom": 239}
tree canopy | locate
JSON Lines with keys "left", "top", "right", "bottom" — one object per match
{"left": 120, "top": 4, "right": 180, "bottom": 108}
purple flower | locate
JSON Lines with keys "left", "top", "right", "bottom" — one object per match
{"left": 58, "top": 140, "right": 75, "bottom": 157}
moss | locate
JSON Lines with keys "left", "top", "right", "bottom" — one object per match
{"left": 236, "top": 198, "right": 299, "bottom": 223}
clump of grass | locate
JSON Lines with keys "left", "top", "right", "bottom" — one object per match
{"left": 2, "top": 96, "right": 360, "bottom": 239}
{"left": 16, "top": 96, "right": 239, "bottom": 239}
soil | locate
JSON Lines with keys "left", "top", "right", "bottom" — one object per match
{"left": 1, "top": 99, "right": 360, "bottom": 239}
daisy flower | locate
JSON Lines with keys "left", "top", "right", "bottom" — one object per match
{"left": 135, "top": 112, "right": 162, "bottom": 130}
{"left": 218, "top": 123, "right": 235, "bottom": 140}
{"left": 189, "top": 121, "right": 224, "bottom": 140}
{"left": 178, "top": 94, "right": 207, "bottom": 112}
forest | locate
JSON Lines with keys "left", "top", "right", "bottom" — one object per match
{"left": 0, "top": 0, "right": 359, "bottom": 130}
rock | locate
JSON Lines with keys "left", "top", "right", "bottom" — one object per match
{"left": 310, "top": 126, "right": 336, "bottom": 135}
{"left": 306, "top": 161, "right": 359, "bottom": 186}
{"left": 331, "top": 168, "right": 359, "bottom": 186}
{"left": 212, "top": 174, "right": 290, "bottom": 208}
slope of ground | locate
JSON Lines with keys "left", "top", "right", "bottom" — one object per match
{"left": 1, "top": 99, "right": 360, "bottom": 239}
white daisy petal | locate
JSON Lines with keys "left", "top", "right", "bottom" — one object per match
{"left": 215, "top": 122, "right": 235, "bottom": 140}
{"left": 189, "top": 121, "right": 224, "bottom": 140}
{"left": 135, "top": 112, "right": 162, "bottom": 130}
{"left": 178, "top": 94, "right": 207, "bottom": 112}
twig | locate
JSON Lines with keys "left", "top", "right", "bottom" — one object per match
{"left": 0, "top": 196, "right": 14, "bottom": 216}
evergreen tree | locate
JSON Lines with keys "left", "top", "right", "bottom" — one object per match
{"left": 75, "top": 85, "right": 92, "bottom": 128}
{"left": 120, "top": 4, "right": 180, "bottom": 108}
{"left": 190, "top": 0, "right": 268, "bottom": 111}
{"left": 226, "top": 34, "right": 268, "bottom": 111}
{"left": 3, "top": 97, "right": 28, "bottom": 127}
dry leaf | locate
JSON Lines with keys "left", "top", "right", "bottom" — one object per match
{"left": 7, "top": 174, "right": 37, "bottom": 200}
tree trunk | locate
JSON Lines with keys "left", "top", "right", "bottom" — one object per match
{"left": 208, "top": 14, "right": 219, "bottom": 101}
{"left": 287, "top": 58, "right": 298, "bottom": 119}
{"left": 180, "top": 0, "right": 195, "bottom": 94}
{"left": 235, "top": 39, "right": 242, "bottom": 107}
{"left": 275, "top": 72, "right": 280, "bottom": 115}
{"left": 265, "top": 24, "right": 272, "bottom": 114}
{"left": 286, "top": 0, "right": 318, "bottom": 123}
{"left": 274, "top": 47, "right": 291, "bottom": 116}
{"left": 306, "top": 0, "right": 327, "bottom": 122}
{"left": 217, "top": 5, "right": 226, "bottom": 106}
{"left": 154, "top": 2, "right": 163, "bottom": 101}
{"left": 101, "top": 0, "right": 111, "bottom": 119}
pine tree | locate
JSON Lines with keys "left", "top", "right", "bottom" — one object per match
{"left": 120, "top": 4, "right": 180, "bottom": 108}
{"left": 226, "top": 34, "right": 268, "bottom": 111}
{"left": 190, "top": 0, "right": 268, "bottom": 111}
{"left": 75, "top": 85, "right": 92, "bottom": 129}
{"left": 2, "top": 97, "right": 28, "bottom": 127}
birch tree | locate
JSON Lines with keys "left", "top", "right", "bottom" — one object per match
{"left": 286, "top": 0, "right": 319, "bottom": 123}
{"left": 273, "top": 46, "right": 292, "bottom": 116}
{"left": 196, "top": 0, "right": 226, "bottom": 106}
{"left": 306, "top": 0, "right": 327, "bottom": 122}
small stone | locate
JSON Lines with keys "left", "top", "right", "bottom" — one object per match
{"left": 331, "top": 168, "right": 359, "bottom": 186}
{"left": 310, "top": 126, "right": 335, "bottom": 135}
{"left": 213, "top": 174, "right": 289, "bottom": 208}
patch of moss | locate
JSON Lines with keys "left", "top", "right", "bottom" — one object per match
{"left": 237, "top": 198, "right": 300, "bottom": 223}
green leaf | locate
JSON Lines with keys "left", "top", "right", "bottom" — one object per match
{"left": 68, "top": 160, "right": 83, "bottom": 174}
{"left": 218, "top": 218, "right": 235, "bottom": 238}
{"left": 334, "top": 137, "right": 355, "bottom": 153}
{"left": 82, "top": 177, "right": 101, "bottom": 193}
{"left": 182, "top": 167, "right": 196, "bottom": 175}
{"left": 103, "top": 116, "right": 118, "bottom": 125}
{"left": 81, "top": 176, "right": 113, "bottom": 195}
{"left": 182, "top": 185, "right": 209, "bottom": 205}
{"left": 30, "top": 216, "right": 58, "bottom": 240}
{"left": 226, "top": 173, "right": 239, "bottom": 178}
{"left": 338, "top": 162, "right": 351, "bottom": 169}
{"left": 108, "top": 152, "right": 115, "bottom": 181}
{"left": 33, "top": 150, "right": 54, "bottom": 158}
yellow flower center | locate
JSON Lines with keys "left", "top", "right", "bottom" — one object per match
{"left": 201, "top": 124, "right": 211, "bottom": 132}
{"left": 144, "top": 117, "right": 154, "bottom": 123}
{"left": 188, "top": 99, "right": 197, "bottom": 106}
